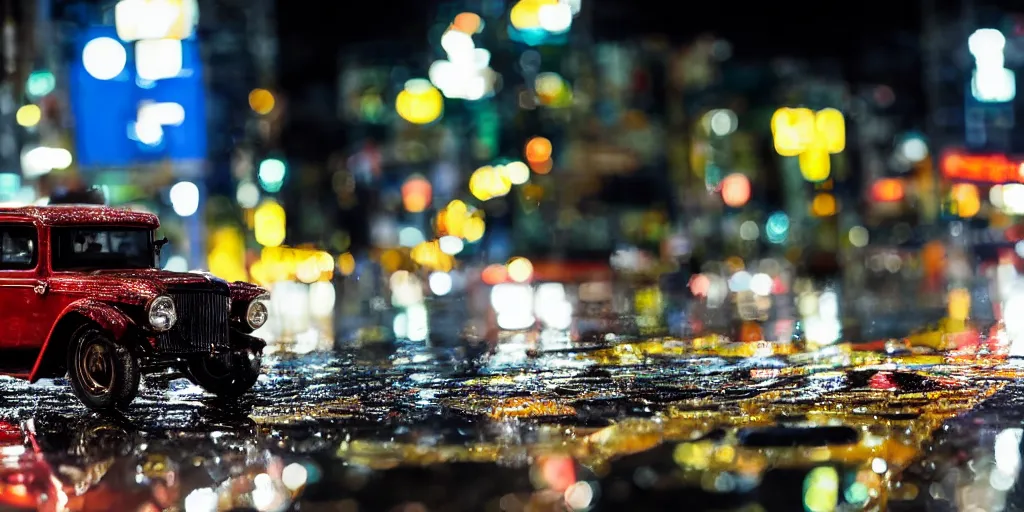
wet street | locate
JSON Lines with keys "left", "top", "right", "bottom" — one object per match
{"left": 2, "top": 336, "right": 1024, "bottom": 511}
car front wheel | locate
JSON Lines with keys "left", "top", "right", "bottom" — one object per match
{"left": 66, "top": 325, "right": 141, "bottom": 411}
{"left": 185, "top": 349, "right": 261, "bottom": 398}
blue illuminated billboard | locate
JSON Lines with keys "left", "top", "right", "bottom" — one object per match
{"left": 70, "top": 26, "right": 207, "bottom": 169}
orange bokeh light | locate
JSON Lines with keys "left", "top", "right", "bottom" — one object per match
{"left": 529, "top": 159, "right": 552, "bottom": 174}
{"left": 452, "top": 12, "right": 482, "bottom": 34}
{"left": 401, "top": 175, "right": 432, "bottom": 213}
{"left": 525, "top": 137, "right": 552, "bottom": 163}
{"left": 481, "top": 264, "right": 508, "bottom": 285}
{"left": 871, "top": 178, "right": 904, "bottom": 202}
{"left": 721, "top": 173, "right": 751, "bottom": 207}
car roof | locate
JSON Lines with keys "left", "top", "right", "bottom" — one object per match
{"left": 0, "top": 205, "right": 160, "bottom": 228}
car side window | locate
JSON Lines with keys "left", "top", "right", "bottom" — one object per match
{"left": 0, "top": 224, "right": 37, "bottom": 270}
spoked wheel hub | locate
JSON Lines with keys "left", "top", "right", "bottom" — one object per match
{"left": 66, "top": 326, "right": 141, "bottom": 411}
{"left": 78, "top": 338, "right": 115, "bottom": 395}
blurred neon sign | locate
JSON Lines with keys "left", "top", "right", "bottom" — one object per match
{"left": 70, "top": 26, "right": 206, "bottom": 169}
{"left": 940, "top": 151, "right": 1024, "bottom": 183}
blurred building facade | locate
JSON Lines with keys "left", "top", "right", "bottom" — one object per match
{"left": 282, "top": 0, "right": 1024, "bottom": 346}
{"left": 3, "top": 0, "right": 1024, "bottom": 346}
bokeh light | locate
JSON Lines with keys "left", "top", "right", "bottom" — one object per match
{"left": 507, "top": 257, "right": 533, "bottom": 282}
{"left": 15, "top": 105, "right": 41, "bottom": 127}
{"left": 469, "top": 165, "right": 512, "bottom": 201}
{"left": 811, "top": 193, "right": 837, "bottom": 217}
{"left": 721, "top": 174, "right": 751, "bottom": 207}
{"left": 254, "top": 200, "right": 287, "bottom": 247}
{"left": 395, "top": 79, "right": 443, "bottom": 124}
{"left": 451, "top": 12, "right": 483, "bottom": 34}
{"left": 871, "top": 178, "right": 904, "bottom": 202}
{"left": 249, "top": 88, "right": 275, "bottom": 115}
{"left": 952, "top": 183, "right": 981, "bottom": 217}
{"left": 401, "top": 175, "right": 433, "bottom": 212}
{"left": 525, "top": 136, "right": 552, "bottom": 163}
{"left": 772, "top": 107, "right": 846, "bottom": 182}
{"left": 82, "top": 37, "right": 127, "bottom": 80}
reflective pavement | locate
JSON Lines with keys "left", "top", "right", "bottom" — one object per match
{"left": 1, "top": 335, "right": 1024, "bottom": 511}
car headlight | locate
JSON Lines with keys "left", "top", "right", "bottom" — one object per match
{"left": 148, "top": 295, "right": 177, "bottom": 332}
{"left": 246, "top": 295, "right": 269, "bottom": 329}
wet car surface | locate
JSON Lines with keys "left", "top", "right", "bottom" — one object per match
{"left": 0, "top": 337, "right": 1022, "bottom": 511}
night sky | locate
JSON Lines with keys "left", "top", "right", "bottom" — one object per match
{"left": 274, "top": 0, "right": 930, "bottom": 89}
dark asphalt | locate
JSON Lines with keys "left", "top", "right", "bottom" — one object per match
{"left": 0, "top": 339, "right": 1022, "bottom": 511}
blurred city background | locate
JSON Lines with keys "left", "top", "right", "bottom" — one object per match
{"left": 1, "top": 0, "right": 1024, "bottom": 354}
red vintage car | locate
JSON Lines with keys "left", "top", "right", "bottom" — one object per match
{"left": 0, "top": 205, "right": 269, "bottom": 411}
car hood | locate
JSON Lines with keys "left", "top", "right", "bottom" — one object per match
{"left": 93, "top": 269, "right": 230, "bottom": 292}
{"left": 51, "top": 270, "right": 231, "bottom": 305}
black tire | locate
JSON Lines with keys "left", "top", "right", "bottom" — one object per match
{"left": 185, "top": 349, "right": 261, "bottom": 398}
{"left": 66, "top": 325, "right": 141, "bottom": 411}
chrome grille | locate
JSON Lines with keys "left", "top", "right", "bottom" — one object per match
{"left": 156, "top": 292, "right": 230, "bottom": 353}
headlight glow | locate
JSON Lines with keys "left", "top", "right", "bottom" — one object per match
{"left": 246, "top": 295, "right": 269, "bottom": 329}
{"left": 148, "top": 295, "right": 177, "bottom": 332}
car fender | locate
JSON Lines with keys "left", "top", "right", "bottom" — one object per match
{"left": 29, "top": 299, "right": 137, "bottom": 382}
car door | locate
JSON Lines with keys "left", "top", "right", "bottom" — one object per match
{"left": 0, "top": 221, "right": 46, "bottom": 372}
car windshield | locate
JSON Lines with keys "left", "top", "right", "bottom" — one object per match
{"left": 51, "top": 226, "right": 156, "bottom": 271}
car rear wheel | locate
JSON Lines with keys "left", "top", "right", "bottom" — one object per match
{"left": 66, "top": 325, "right": 141, "bottom": 411}
{"left": 185, "top": 349, "right": 261, "bottom": 398}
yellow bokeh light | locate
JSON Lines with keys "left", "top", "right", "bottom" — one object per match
{"left": 772, "top": 107, "right": 846, "bottom": 183}
{"left": 207, "top": 227, "right": 248, "bottom": 282}
{"left": 380, "top": 249, "right": 403, "bottom": 274}
{"left": 469, "top": 168, "right": 492, "bottom": 201}
{"left": 256, "top": 246, "right": 334, "bottom": 283}
{"left": 469, "top": 166, "right": 512, "bottom": 201}
{"left": 771, "top": 108, "right": 816, "bottom": 157}
{"left": 510, "top": 0, "right": 561, "bottom": 30}
{"left": 447, "top": 199, "right": 467, "bottom": 218}
{"left": 436, "top": 200, "right": 485, "bottom": 242}
{"left": 443, "top": 212, "right": 465, "bottom": 237}
{"left": 811, "top": 193, "right": 837, "bottom": 217}
{"left": 248, "top": 260, "right": 269, "bottom": 287}
{"left": 815, "top": 108, "right": 846, "bottom": 153}
{"left": 248, "top": 88, "right": 275, "bottom": 115}
{"left": 395, "top": 79, "right": 443, "bottom": 125}
{"left": 803, "top": 467, "right": 839, "bottom": 512}
{"left": 338, "top": 252, "right": 356, "bottom": 276}
{"left": 411, "top": 240, "right": 454, "bottom": 272}
{"left": 254, "top": 200, "right": 286, "bottom": 247}
{"left": 506, "top": 257, "right": 533, "bottom": 282}
{"left": 799, "top": 145, "right": 831, "bottom": 183}
{"left": 463, "top": 217, "right": 485, "bottom": 242}
{"left": 952, "top": 183, "right": 981, "bottom": 217}
{"left": 15, "top": 104, "right": 41, "bottom": 127}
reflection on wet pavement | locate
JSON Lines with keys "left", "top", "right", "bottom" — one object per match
{"left": 1, "top": 336, "right": 1024, "bottom": 511}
